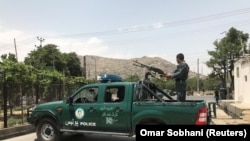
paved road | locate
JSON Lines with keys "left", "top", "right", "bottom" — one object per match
{"left": 2, "top": 95, "right": 214, "bottom": 141}
{"left": 2, "top": 133, "right": 136, "bottom": 141}
{"left": 172, "top": 95, "right": 215, "bottom": 103}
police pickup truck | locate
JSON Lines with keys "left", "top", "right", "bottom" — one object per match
{"left": 27, "top": 64, "right": 208, "bottom": 141}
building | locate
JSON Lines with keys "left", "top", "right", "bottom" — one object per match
{"left": 234, "top": 54, "right": 250, "bottom": 103}
{"left": 78, "top": 55, "right": 99, "bottom": 80}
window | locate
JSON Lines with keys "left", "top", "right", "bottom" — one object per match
{"left": 104, "top": 86, "right": 125, "bottom": 103}
{"left": 245, "top": 75, "right": 247, "bottom": 82}
{"left": 73, "top": 87, "right": 99, "bottom": 103}
{"left": 134, "top": 85, "right": 154, "bottom": 101}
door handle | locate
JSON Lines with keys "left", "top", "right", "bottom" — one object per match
{"left": 88, "top": 107, "right": 96, "bottom": 112}
{"left": 115, "top": 107, "right": 123, "bottom": 112}
{"left": 133, "top": 102, "right": 140, "bottom": 106}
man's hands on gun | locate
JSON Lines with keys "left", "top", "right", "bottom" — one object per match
{"left": 160, "top": 72, "right": 172, "bottom": 79}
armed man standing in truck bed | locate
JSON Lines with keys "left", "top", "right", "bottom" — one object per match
{"left": 163, "top": 53, "right": 189, "bottom": 102}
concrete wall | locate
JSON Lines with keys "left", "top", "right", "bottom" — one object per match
{"left": 234, "top": 56, "right": 250, "bottom": 103}
{"left": 0, "top": 124, "right": 35, "bottom": 140}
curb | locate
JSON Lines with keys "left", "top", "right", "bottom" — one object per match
{"left": 0, "top": 124, "right": 35, "bottom": 140}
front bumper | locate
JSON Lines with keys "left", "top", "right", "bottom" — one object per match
{"left": 27, "top": 105, "right": 36, "bottom": 125}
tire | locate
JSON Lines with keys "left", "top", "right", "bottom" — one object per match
{"left": 36, "top": 118, "right": 62, "bottom": 141}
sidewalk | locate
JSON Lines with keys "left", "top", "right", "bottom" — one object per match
{"left": 210, "top": 100, "right": 250, "bottom": 125}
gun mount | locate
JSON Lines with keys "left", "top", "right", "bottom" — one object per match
{"left": 133, "top": 60, "right": 165, "bottom": 81}
{"left": 132, "top": 60, "right": 175, "bottom": 101}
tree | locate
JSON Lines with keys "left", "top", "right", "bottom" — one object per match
{"left": 151, "top": 77, "right": 175, "bottom": 91}
{"left": 24, "top": 44, "right": 82, "bottom": 76}
{"left": 124, "top": 74, "right": 140, "bottom": 82}
{"left": 1, "top": 53, "right": 17, "bottom": 62}
{"left": 0, "top": 49, "right": 86, "bottom": 106}
{"left": 61, "top": 52, "right": 82, "bottom": 76}
{"left": 203, "top": 73, "right": 221, "bottom": 90}
{"left": 24, "top": 44, "right": 63, "bottom": 70}
{"left": 186, "top": 77, "right": 197, "bottom": 92}
{"left": 0, "top": 59, "right": 36, "bottom": 122}
{"left": 206, "top": 27, "right": 249, "bottom": 91}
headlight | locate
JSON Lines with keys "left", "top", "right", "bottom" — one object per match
{"left": 29, "top": 104, "right": 37, "bottom": 111}
{"left": 27, "top": 104, "right": 37, "bottom": 118}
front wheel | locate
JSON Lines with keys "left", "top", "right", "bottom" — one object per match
{"left": 36, "top": 118, "right": 62, "bottom": 141}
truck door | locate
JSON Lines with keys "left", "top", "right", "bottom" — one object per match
{"left": 98, "top": 85, "right": 130, "bottom": 133}
{"left": 64, "top": 86, "right": 102, "bottom": 131}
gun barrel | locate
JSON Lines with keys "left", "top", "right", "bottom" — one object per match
{"left": 133, "top": 60, "right": 164, "bottom": 74}
{"left": 133, "top": 63, "right": 142, "bottom": 67}
{"left": 133, "top": 60, "right": 149, "bottom": 67}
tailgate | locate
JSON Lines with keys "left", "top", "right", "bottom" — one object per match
{"left": 163, "top": 100, "right": 208, "bottom": 125}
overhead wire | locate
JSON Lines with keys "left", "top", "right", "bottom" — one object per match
{"left": 1, "top": 18, "right": 250, "bottom": 53}
{"left": 0, "top": 7, "right": 250, "bottom": 54}
{"left": 25, "top": 7, "right": 250, "bottom": 39}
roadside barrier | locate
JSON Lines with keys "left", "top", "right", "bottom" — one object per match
{"left": 208, "top": 102, "right": 217, "bottom": 118}
{"left": 0, "top": 124, "right": 35, "bottom": 140}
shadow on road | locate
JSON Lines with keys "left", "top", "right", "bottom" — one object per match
{"left": 34, "top": 133, "right": 135, "bottom": 141}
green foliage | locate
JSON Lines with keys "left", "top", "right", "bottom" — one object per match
{"left": 0, "top": 59, "right": 36, "bottom": 83}
{"left": 186, "top": 77, "right": 197, "bottom": 91}
{"left": 13, "top": 105, "right": 28, "bottom": 111}
{"left": 86, "top": 79, "right": 97, "bottom": 84}
{"left": 186, "top": 76, "right": 220, "bottom": 92}
{"left": 66, "top": 76, "right": 87, "bottom": 85}
{"left": 203, "top": 76, "right": 221, "bottom": 90}
{"left": 124, "top": 74, "right": 140, "bottom": 82}
{"left": 1, "top": 53, "right": 17, "bottom": 62}
{"left": 0, "top": 56, "right": 85, "bottom": 105}
{"left": 24, "top": 44, "right": 82, "bottom": 76}
{"left": 8, "top": 117, "right": 27, "bottom": 127}
{"left": 61, "top": 52, "right": 82, "bottom": 76}
{"left": 206, "top": 27, "right": 249, "bottom": 90}
{"left": 165, "top": 79, "right": 175, "bottom": 91}
{"left": 151, "top": 78, "right": 175, "bottom": 90}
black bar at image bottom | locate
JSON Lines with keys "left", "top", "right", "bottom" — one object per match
{"left": 135, "top": 125, "right": 250, "bottom": 141}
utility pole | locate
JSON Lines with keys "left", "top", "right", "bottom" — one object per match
{"left": 201, "top": 65, "right": 203, "bottom": 75}
{"left": 14, "top": 38, "right": 18, "bottom": 62}
{"left": 35, "top": 37, "right": 45, "bottom": 69}
{"left": 36, "top": 36, "right": 45, "bottom": 48}
{"left": 197, "top": 58, "right": 200, "bottom": 94}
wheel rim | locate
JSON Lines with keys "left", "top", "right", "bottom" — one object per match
{"left": 41, "top": 123, "right": 55, "bottom": 140}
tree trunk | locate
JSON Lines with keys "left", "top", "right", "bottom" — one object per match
{"left": 32, "top": 83, "right": 35, "bottom": 105}
{"left": 223, "top": 66, "right": 227, "bottom": 87}
{"left": 218, "top": 74, "right": 224, "bottom": 85}
{"left": 229, "top": 70, "right": 234, "bottom": 90}
{"left": 19, "top": 82, "right": 24, "bottom": 125}
{"left": 8, "top": 94, "right": 13, "bottom": 116}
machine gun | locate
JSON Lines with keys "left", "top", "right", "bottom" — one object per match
{"left": 133, "top": 60, "right": 165, "bottom": 80}
{"left": 132, "top": 60, "right": 175, "bottom": 101}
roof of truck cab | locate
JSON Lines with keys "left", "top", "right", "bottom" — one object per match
{"left": 85, "top": 81, "right": 136, "bottom": 87}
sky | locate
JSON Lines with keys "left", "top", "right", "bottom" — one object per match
{"left": 1, "top": 0, "right": 250, "bottom": 76}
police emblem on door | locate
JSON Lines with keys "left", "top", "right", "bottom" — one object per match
{"left": 75, "top": 108, "right": 85, "bottom": 120}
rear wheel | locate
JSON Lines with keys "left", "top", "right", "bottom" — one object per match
{"left": 36, "top": 118, "right": 62, "bottom": 141}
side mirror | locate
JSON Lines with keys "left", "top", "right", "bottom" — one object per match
{"left": 68, "top": 97, "right": 73, "bottom": 105}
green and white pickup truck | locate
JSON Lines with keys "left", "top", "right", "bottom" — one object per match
{"left": 27, "top": 73, "right": 208, "bottom": 141}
